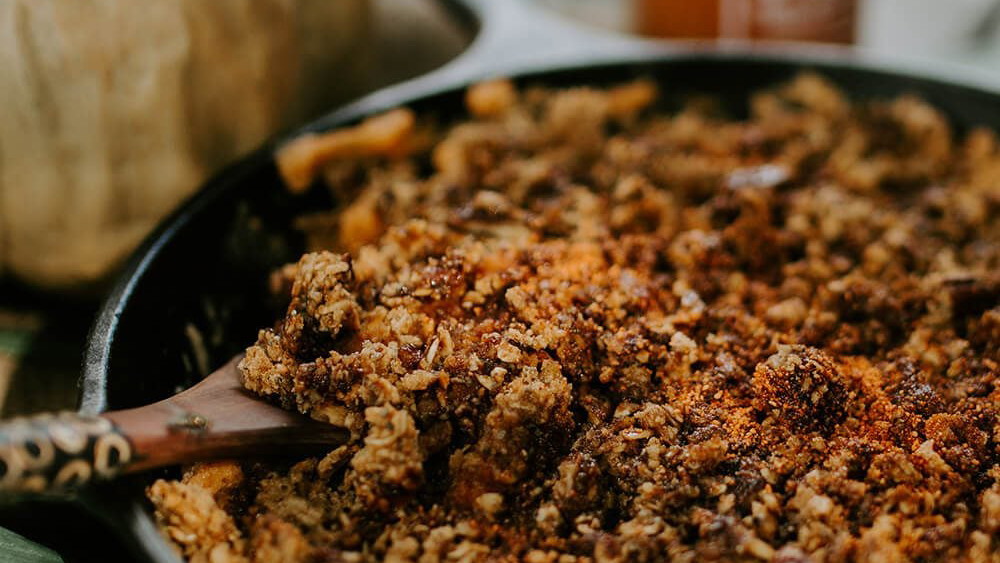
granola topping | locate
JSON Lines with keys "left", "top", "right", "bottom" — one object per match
{"left": 151, "top": 75, "right": 998, "bottom": 562}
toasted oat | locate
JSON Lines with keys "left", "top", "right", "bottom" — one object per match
{"left": 277, "top": 109, "right": 415, "bottom": 192}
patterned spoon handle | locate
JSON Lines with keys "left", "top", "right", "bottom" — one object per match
{"left": 0, "top": 357, "right": 349, "bottom": 495}
{"left": 0, "top": 411, "right": 132, "bottom": 493}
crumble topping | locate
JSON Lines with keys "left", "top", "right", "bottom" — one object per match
{"left": 150, "top": 74, "right": 998, "bottom": 562}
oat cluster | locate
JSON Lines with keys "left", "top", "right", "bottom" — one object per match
{"left": 150, "top": 75, "right": 999, "bottom": 562}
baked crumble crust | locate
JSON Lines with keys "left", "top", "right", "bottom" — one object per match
{"left": 151, "top": 75, "right": 998, "bottom": 562}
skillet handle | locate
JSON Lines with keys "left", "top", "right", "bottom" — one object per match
{"left": 300, "top": 0, "right": 675, "bottom": 136}
{"left": 0, "top": 411, "right": 132, "bottom": 494}
{"left": 438, "top": 0, "right": 667, "bottom": 81}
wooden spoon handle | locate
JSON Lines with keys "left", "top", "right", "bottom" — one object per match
{"left": 0, "top": 357, "right": 348, "bottom": 495}
{"left": 0, "top": 411, "right": 132, "bottom": 493}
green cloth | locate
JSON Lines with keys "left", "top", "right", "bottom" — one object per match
{"left": 0, "top": 526, "right": 62, "bottom": 563}
{"left": 0, "top": 329, "right": 34, "bottom": 356}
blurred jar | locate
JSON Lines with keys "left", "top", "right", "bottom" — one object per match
{"left": 638, "top": 0, "right": 858, "bottom": 43}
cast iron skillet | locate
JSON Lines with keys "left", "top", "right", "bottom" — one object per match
{"left": 78, "top": 0, "right": 1000, "bottom": 560}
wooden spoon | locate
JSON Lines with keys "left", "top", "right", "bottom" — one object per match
{"left": 0, "top": 356, "right": 348, "bottom": 493}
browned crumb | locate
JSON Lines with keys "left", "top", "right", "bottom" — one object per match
{"left": 162, "top": 74, "right": 998, "bottom": 562}
{"left": 182, "top": 461, "right": 246, "bottom": 513}
{"left": 148, "top": 478, "right": 246, "bottom": 562}
{"left": 465, "top": 78, "right": 518, "bottom": 119}
{"left": 751, "top": 345, "right": 848, "bottom": 432}
{"left": 246, "top": 516, "right": 312, "bottom": 563}
{"left": 276, "top": 108, "right": 415, "bottom": 193}
{"left": 347, "top": 406, "right": 424, "bottom": 511}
